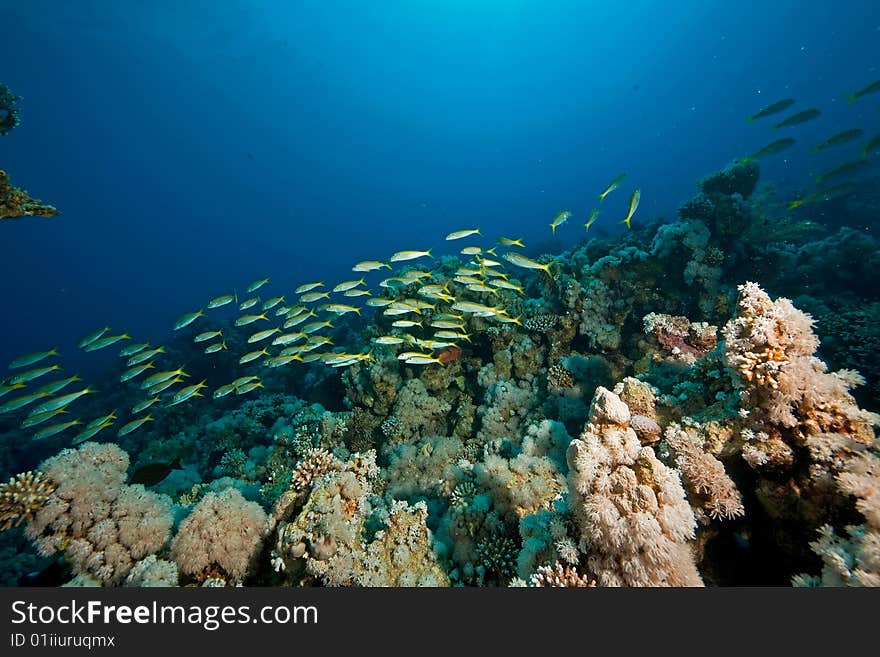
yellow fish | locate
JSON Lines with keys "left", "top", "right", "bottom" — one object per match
{"left": 550, "top": 210, "right": 571, "bottom": 234}
{"left": 235, "top": 313, "right": 269, "bottom": 326}
{"left": 295, "top": 282, "right": 324, "bottom": 294}
{"left": 599, "top": 174, "right": 627, "bottom": 201}
{"left": 300, "top": 291, "right": 330, "bottom": 303}
{"left": 352, "top": 260, "right": 391, "bottom": 272}
{"left": 332, "top": 278, "right": 366, "bottom": 293}
{"left": 445, "top": 228, "right": 481, "bottom": 240}
{"left": 246, "top": 277, "right": 270, "bottom": 293}
{"left": 620, "top": 189, "right": 641, "bottom": 229}
{"left": 584, "top": 208, "right": 600, "bottom": 231}
{"left": 248, "top": 328, "right": 282, "bottom": 344}
{"left": 501, "top": 252, "right": 552, "bottom": 276}
{"left": 390, "top": 250, "right": 432, "bottom": 262}
{"left": 498, "top": 237, "right": 524, "bottom": 247}
{"left": 9, "top": 348, "right": 59, "bottom": 370}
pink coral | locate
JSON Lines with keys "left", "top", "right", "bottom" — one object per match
{"left": 171, "top": 488, "right": 269, "bottom": 584}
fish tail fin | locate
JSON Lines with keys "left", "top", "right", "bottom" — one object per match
{"left": 847, "top": 93, "right": 857, "bottom": 104}
{"left": 550, "top": 223, "right": 556, "bottom": 234}
{"left": 810, "top": 145, "right": 820, "bottom": 153}
{"left": 746, "top": 115, "right": 754, "bottom": 123}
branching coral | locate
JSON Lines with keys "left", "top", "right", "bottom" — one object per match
{"left": 0, "top": 169, "right": 58, "bottom": 220}
{"left": 0, "top": 471, "right": 55, "bottom": 531}
{"left": 566, "top": 387, "right": 703, "bottom": 586}
{"left": 529, "top": 562, "right": 596, "bottom": 587}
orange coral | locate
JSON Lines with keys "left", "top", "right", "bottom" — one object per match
{"left": 437, "top": 345, "right": 462, "bottom": 364}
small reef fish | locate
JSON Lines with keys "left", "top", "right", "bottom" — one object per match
{"left": 119, "top": 343, "right": 150, "bottom": 357}
{"left": 231, "top": 375, "right": 260, "bottom": 388}
{"left": 132, "top": 397, "right": 161, "bottom": 414}
{"left": 273, "top": 332, "right": 306, "bottom": 346}
{"left": 71, "top": 419, "right": 114, "bottom": 445}
{"left": 265, "top": 355, "right": 302, "bottom": 368}
{"left": 295, "top": 282, "right": 324, "bottom": 294}
{"left": 33, "top": 419, "right": 82, "bottom": 440}
{"left": 332, "top": 279, "right": 366, "bottom": 293}
{"left": 550, "top": 210, "right": 571, "bottom": 234}
{"left": 34, "top": 375, "right": 82, "bottom": 396}
{"left": 814, "top": 159, "right": 868, "bottom": 185}
{"left": 302, "top": 320, "right": 333, "bottom": 333}
{"left": 495, "top": 313, "right": 522, "bottom": 326}
{"left": 353, "top": 260, "right": 391, "bottom": 272}
{"left": 9, "top": 348, "right": 59, "bottom": 370}
{"left": 811, "top": 129, "right": 864, "bottom": 153}
{"left": 118, "top": 415, "right": 153, "bottom": 437}
{"left": 21, "top": 408, "right": 69, "bottom": 429}
{"left": 404, "top": 355, "right": 444, "bottom": 365}
{"left": 366, "top": 298, "right": 395, "bottom": 307}
{"left": 0, "top": 382, "right": 26, "bottom": 398}
{"left": 373, "top": 336, "right": 406, "bottom": 345}
{"left": 167, "top": 380, "right": 208, "bottom": 406}
{"left": 84, "top": 333, "right": 131, "bottom": 352}
{"left": 283, "top": 312, "right": 316, "bottom": 329}
{"left": 127, "top": 346, "right": 165, "bottom": 366}
{"left": 78, "top": 326, "right": 111, "bottom": 349}
{"left": 236, "top": 380, "right": 264, "bottom": 395}
{"left": 397, "top": 351, "right": 435, "bottom": 361}
{"left": 262, "top": 296, "right": 285, "bottom": 311}
{"left": 847, "top": 79, "right": 880, "bottom": 104}
{"left": 0, "top": 391, "right": 50, "bottom": 414}
{"left": 194, "top": 330, "right": 222, "bottom": 343}
{"left": 130, "top": 458, "right": 180, "bottom": 486}
{"left": 745, "top": 138, "right": 796, "bottom": 161}
{"left": 451, "top": 301, "right": 502, "bottom": 315}
{"left": 213, "top": 383, "right": 236, "bottom": 399}
{"left": 325, "top": 304, "right": 361, "bottom": 315}
{"left": 235, "top": 313, "right": 269, "bottom": 326}
{"left": 390, "top": 250, "right": 432, "bottom": 262}
{"left": 460, "top": 246, "right": 482, "bottom": 256}
{"left": 863, "top": 133, "right": 880, "bottom": 159}
{"left": 788, "top": 183, "right": 857, "bottom": 210}
{"left": 239, "top": 296, "right": 260, "bottom": 310}
{"left": 431, "top": 320, "right": 466, "bottom": 330}
{"left": 343, "top": 289, "right": 371, "bottom": 297}
{"left": 141, "top": 368, "right": 188, "bottom": 389}
{"left": 82, "top": 411, "right": 117, "bottom": 432}
{"left": 434, "top": 330, "right": 471, "bottom": 342}
{"left": 498, "top": 237, "right": 524, "bottom": 247}
{"left": 392, "top": 320, "right": 422, "bottom": 328}
{"left": 239, "top": 349, "right": 269, "bottom": 364}
{"left": 400, "top": 270, "right": 432, "bottom": 280}
{"left": 620, "top": 188, "right": 641, "bottom": 229}
{"left": 120, "top": 362, "right": 154, "bottom": 382}
{"left": 584, "top": 208, "right": 600, "bottom": 231}
{"left": 772, "top": 109, "right": 821, "bottom": 130}
{"left": 446, "top": 228, "right": 481, "bottom": 240}
{"left": 173, "top": 310, "right": 204, "bottom": 331}
{"left": 148, "top": 376, "right": 183, "bottom": 396}
{"left": 248, "top": 328, "right": 282, "bottom": 344}
{"left": 599, "top": 174, "right": 627, "bottom": 201}
{"left": 246, "top": 278, "right": 270, "bottom": 293}
{"left": 746, "top": 98, "right": 795, "bottom": 122}
{"left": 7, "top": 364, "right": 61, "bottom": 386}
{"left": 300, "top": 291, "right": 330, "bottom": 303}
{"left": 476, "top": 257, "right": 501, "bottom": 267}
{"left": 207, "top": 294, "right": 236, "bottom": 309}
{"left": 204, "top": 341, "right": 227, "bottom": 354}
{"left": 489, "top": 279, "right": 524, "bottom": 294}
{"left": 502, "top": 252, "right": 553, "bottom": 276}
{"left": 467, "top": 283, "right": 499, "bottom": 295}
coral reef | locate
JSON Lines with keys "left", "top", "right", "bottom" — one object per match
{"left": 0, "top": 82, "right": 20, "bottom": 136}
{"left": 0, "top": 169, "right": 58, "bottom": 220}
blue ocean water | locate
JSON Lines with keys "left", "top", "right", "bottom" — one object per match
{"left": 2, "top": 1, "right": 877, "bottom": 373}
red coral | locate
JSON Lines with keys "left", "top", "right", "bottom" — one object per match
{"left": 437, "top": 346, "right": 462, "bottom": 364}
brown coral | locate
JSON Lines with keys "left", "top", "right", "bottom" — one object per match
{"left": 0, "top": 471, "right": 56, "bottom": 531}
{"left": 0, "top": 169, "right": 58, "bottom": 220}
{"left": 643, "top": 312, "right": 717, "bottom": 364}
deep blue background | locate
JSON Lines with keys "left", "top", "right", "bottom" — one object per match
{"left": 1, "top": 0, "right": 878, "bottom": 375}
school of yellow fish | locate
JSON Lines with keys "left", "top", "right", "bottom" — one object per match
{"left": 2, "top": 77, "right": 877, "bottom": 446}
